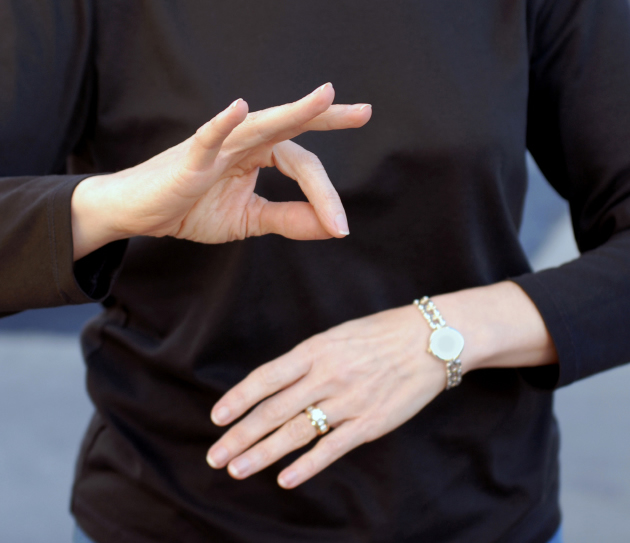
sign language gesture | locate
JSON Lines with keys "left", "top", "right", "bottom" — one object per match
{"left": 71, "top": 83, "right": 372, "bottom": 259}
{"left": 204, "top": 278, "right": 559, "bottom": 489}
{"left": 206, "top": 305, "right": 448, "bottom": 489}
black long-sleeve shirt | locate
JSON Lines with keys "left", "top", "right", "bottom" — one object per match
{"left": 2, "top": 1, "right": 630, "bottom": 542}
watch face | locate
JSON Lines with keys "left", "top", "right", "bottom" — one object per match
{"left": 429, "top": 327, "right": 464, "bottom": 361}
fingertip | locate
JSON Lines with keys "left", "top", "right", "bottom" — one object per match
{"left": 226, "top": 98, "right": 249, "bottom": 122}
{"left": 197, "top": 99, "right": 248, "bottom": 140}
{"left": 206, "top": 451, "right": 219, "bottom": 469}
{"left": 211, "top": 405, "right": 231, "bottom": 425}
{"left": 278, "top": 470, "right": 298, "bottom": 489}
{"left": 310, "top": 82, "right": 334, "bottom": 96}
{"left": 308, "top": 83, "right": 335, "bottom": 108}
{"left": 233, "top": 97, "right": 249, "bottom": 112}
{"left": 359, "top": 103, "right": 372, "bottom": 119}
{"left": 353, "top": 103, "right": 373, "bottom": 126}
{"left": 334, "top": 213, "right": 350, "bottom": 237}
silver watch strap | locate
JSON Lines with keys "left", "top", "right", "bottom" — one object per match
{"left": 414, "top": 296, "right": 446, "bottom": 330}
{"left": 413, "top": 296, "right": 463, "bottom": 390}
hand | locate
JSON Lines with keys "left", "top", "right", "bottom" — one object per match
{"left": 206, "top": 304, "right": 446, "bottom": 489}
{"left": 205, "top": 281, "right": 560, "bottom": 489}
{"left": 71, "top": 83, "right": 372, "bottom": 259}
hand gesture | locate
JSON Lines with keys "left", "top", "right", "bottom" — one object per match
{"left": 72, "top": 83, "right": 372, "bottom": 259}
{"left": 206, "top": 305, "right": 447, "bottom": 489}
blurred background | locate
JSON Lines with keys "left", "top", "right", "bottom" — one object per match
{"left": 0, "top": 154, "right": 629, "bottom": 542}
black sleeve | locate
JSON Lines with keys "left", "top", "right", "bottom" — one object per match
{"left": 0, "top": 0, "right": 126, "bottom": 315}
{"left": 511, "top": 0, "right": 630, "bottom": 388}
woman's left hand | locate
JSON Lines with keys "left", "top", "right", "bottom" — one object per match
{"left": 206, "top": 304, "right": 448, "bottom": 489}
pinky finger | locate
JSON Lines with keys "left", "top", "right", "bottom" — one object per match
{"left": 277, "top": 420, "right": 364, "bottom": 489}
{"left": 184, "top": 99, "right": 249, "bottom": 173}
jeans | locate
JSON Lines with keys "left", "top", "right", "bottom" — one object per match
{"left": 73, "top": 525, "right": 97, "bottom": 543}
{"left": 74, "top": 524, "right": 564, "bottom": 542}
{"left": 548, "top": 526, "right": 564, "bottom": 543}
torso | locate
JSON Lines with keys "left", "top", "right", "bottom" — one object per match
{"left": 72, "top": 3, "right": 559, "bottom": 542}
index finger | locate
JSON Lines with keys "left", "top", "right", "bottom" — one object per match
{"left": 225, "top": 83, "right": 336, "bottom": 151}
{"left": 210, "top": 345, "right": 312, "bottom": 426}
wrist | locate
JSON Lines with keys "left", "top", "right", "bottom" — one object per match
{"left": 428, "top": 289, "right": 494, "bottom": 375}
{"left": 429, "top": 281, "right": 558, "bottom": 374}
{"left": 71, "top": 173, "right": 128, "bottom": 261}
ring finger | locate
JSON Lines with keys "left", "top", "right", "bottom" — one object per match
{"left": 222, "top": 399, "right": 343, "bottom": 480}
{"left": 206, "top": 376, "right": 324, "bottom": 469}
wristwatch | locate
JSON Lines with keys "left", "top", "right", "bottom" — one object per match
{"left": 413, "top": 296, "right": 464, "bottom": 389}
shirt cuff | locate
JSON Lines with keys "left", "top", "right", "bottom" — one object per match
{"left": 508, "top": 274, "right": 577, "bottom": 390}
{"left": 50, "top": 175, "right": 128, "bottom": 304}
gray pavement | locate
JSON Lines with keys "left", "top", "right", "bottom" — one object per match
{"left": 556, "top": 363, "right": 630, "bottom": 543}
{"left": 0, "top": 335, "right": 91, "bottom": 543}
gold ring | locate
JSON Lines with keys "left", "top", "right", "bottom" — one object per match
{"left": 305, "top": 405, "right": 329, "bottom": 435}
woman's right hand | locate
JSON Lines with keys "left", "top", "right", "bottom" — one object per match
{"left": 71, "top": 83, "right": 372, "bottom": 260}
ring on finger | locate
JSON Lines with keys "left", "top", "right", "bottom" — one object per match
{"left": 305, "top": 405, "right": 329, "bottom": 435}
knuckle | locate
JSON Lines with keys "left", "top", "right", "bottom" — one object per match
{"left": 304, "top": 334, "right": 328, "bottom": 358}
{"left": 300, "top": 149, "right": 322, "bottom": 167}
{"left": 301, "top": 455, "right": 317, "bottom": 476}
{"left": 229, "top": 428, "right": 249, "bottom": 450}
{"left": 338, "top": 367, "right": 356, "bottom": 387}
{"left": 258, "top": 363, "right": 281, "bottom": 386}
{"left": 321, "top": 186, "right": 340, "bottom": 205}
{"left": 193, "top": 125, "right": 207, "bottom": 143}
{"left": 261, "top": 399, "right": 287, "bottom": 422}
{"left": 245, "top": 110, "right": 261, "bottom": 123}
{"left": 362, "top": 428, "right": 378, "bottom": 443}
{"left": 287, "top": 418, "right": 312, "bottom": 444}
{"left": 193, "top": 122, "right": 217, "bottom": 149}
{"left": 297, "top": 153, "right": 326, "bottom": 177}
{"left": 253, "top": 446, "right": 271, "bottom": 465}
{"left": 229, "top": 387, "right": 247, "bottom": 409}
{"left": 242, "top": 113, "right": 271, "bottom": 143}
{"left": 359, "top": 418, "right": 382, "bottom": 443}
{"left": 322, "top": 436, "right": 345, "bottom": 457}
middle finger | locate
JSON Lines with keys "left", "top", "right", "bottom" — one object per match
{"left": 206, "top": 376, "right": 323, "bottom": 469}
{"left": 225, "top": 83, "right": 336, "bottom": 152}
{"left": 225, "top": 398, "right": 343, "bottom": 480}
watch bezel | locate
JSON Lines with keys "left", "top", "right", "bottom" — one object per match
{"left": 428, "top": 326, "right": 465, "bottom": 361}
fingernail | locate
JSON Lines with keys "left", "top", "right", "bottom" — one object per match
{"left": 207, "top": 445, "right": 228, "bottom": 468}
{"left": 212, "top": 406, "right": 230, "bottom": 424}
{"left": 311, "top": 83, "right": 331, "bottom": 95}
{"left": 358, "top": 104, "right": 372, "bottom": 111}
{"left": 335, "top": 213, "right": 350, "bottom": 236}
{"left": 230, "top": 98, "right": 243, "bottom": 109}
{"left": 229, "top": 457, "right": 250, "bottom": 478}
{"left": 278, "top": 470, "right": 298, "bottom": 488}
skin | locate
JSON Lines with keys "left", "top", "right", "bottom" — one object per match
{"left": 71, "top": 83, "right": 371, "bottom": 258}
{"left": 71, "top": 82, "right": 559, "bottom": 491}
{"left": 206, "top": 281, "right": 557, "bottom": 489}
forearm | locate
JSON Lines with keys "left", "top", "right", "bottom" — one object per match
{"left": 430, "top": 281, "right": 558, "bottom": 375}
